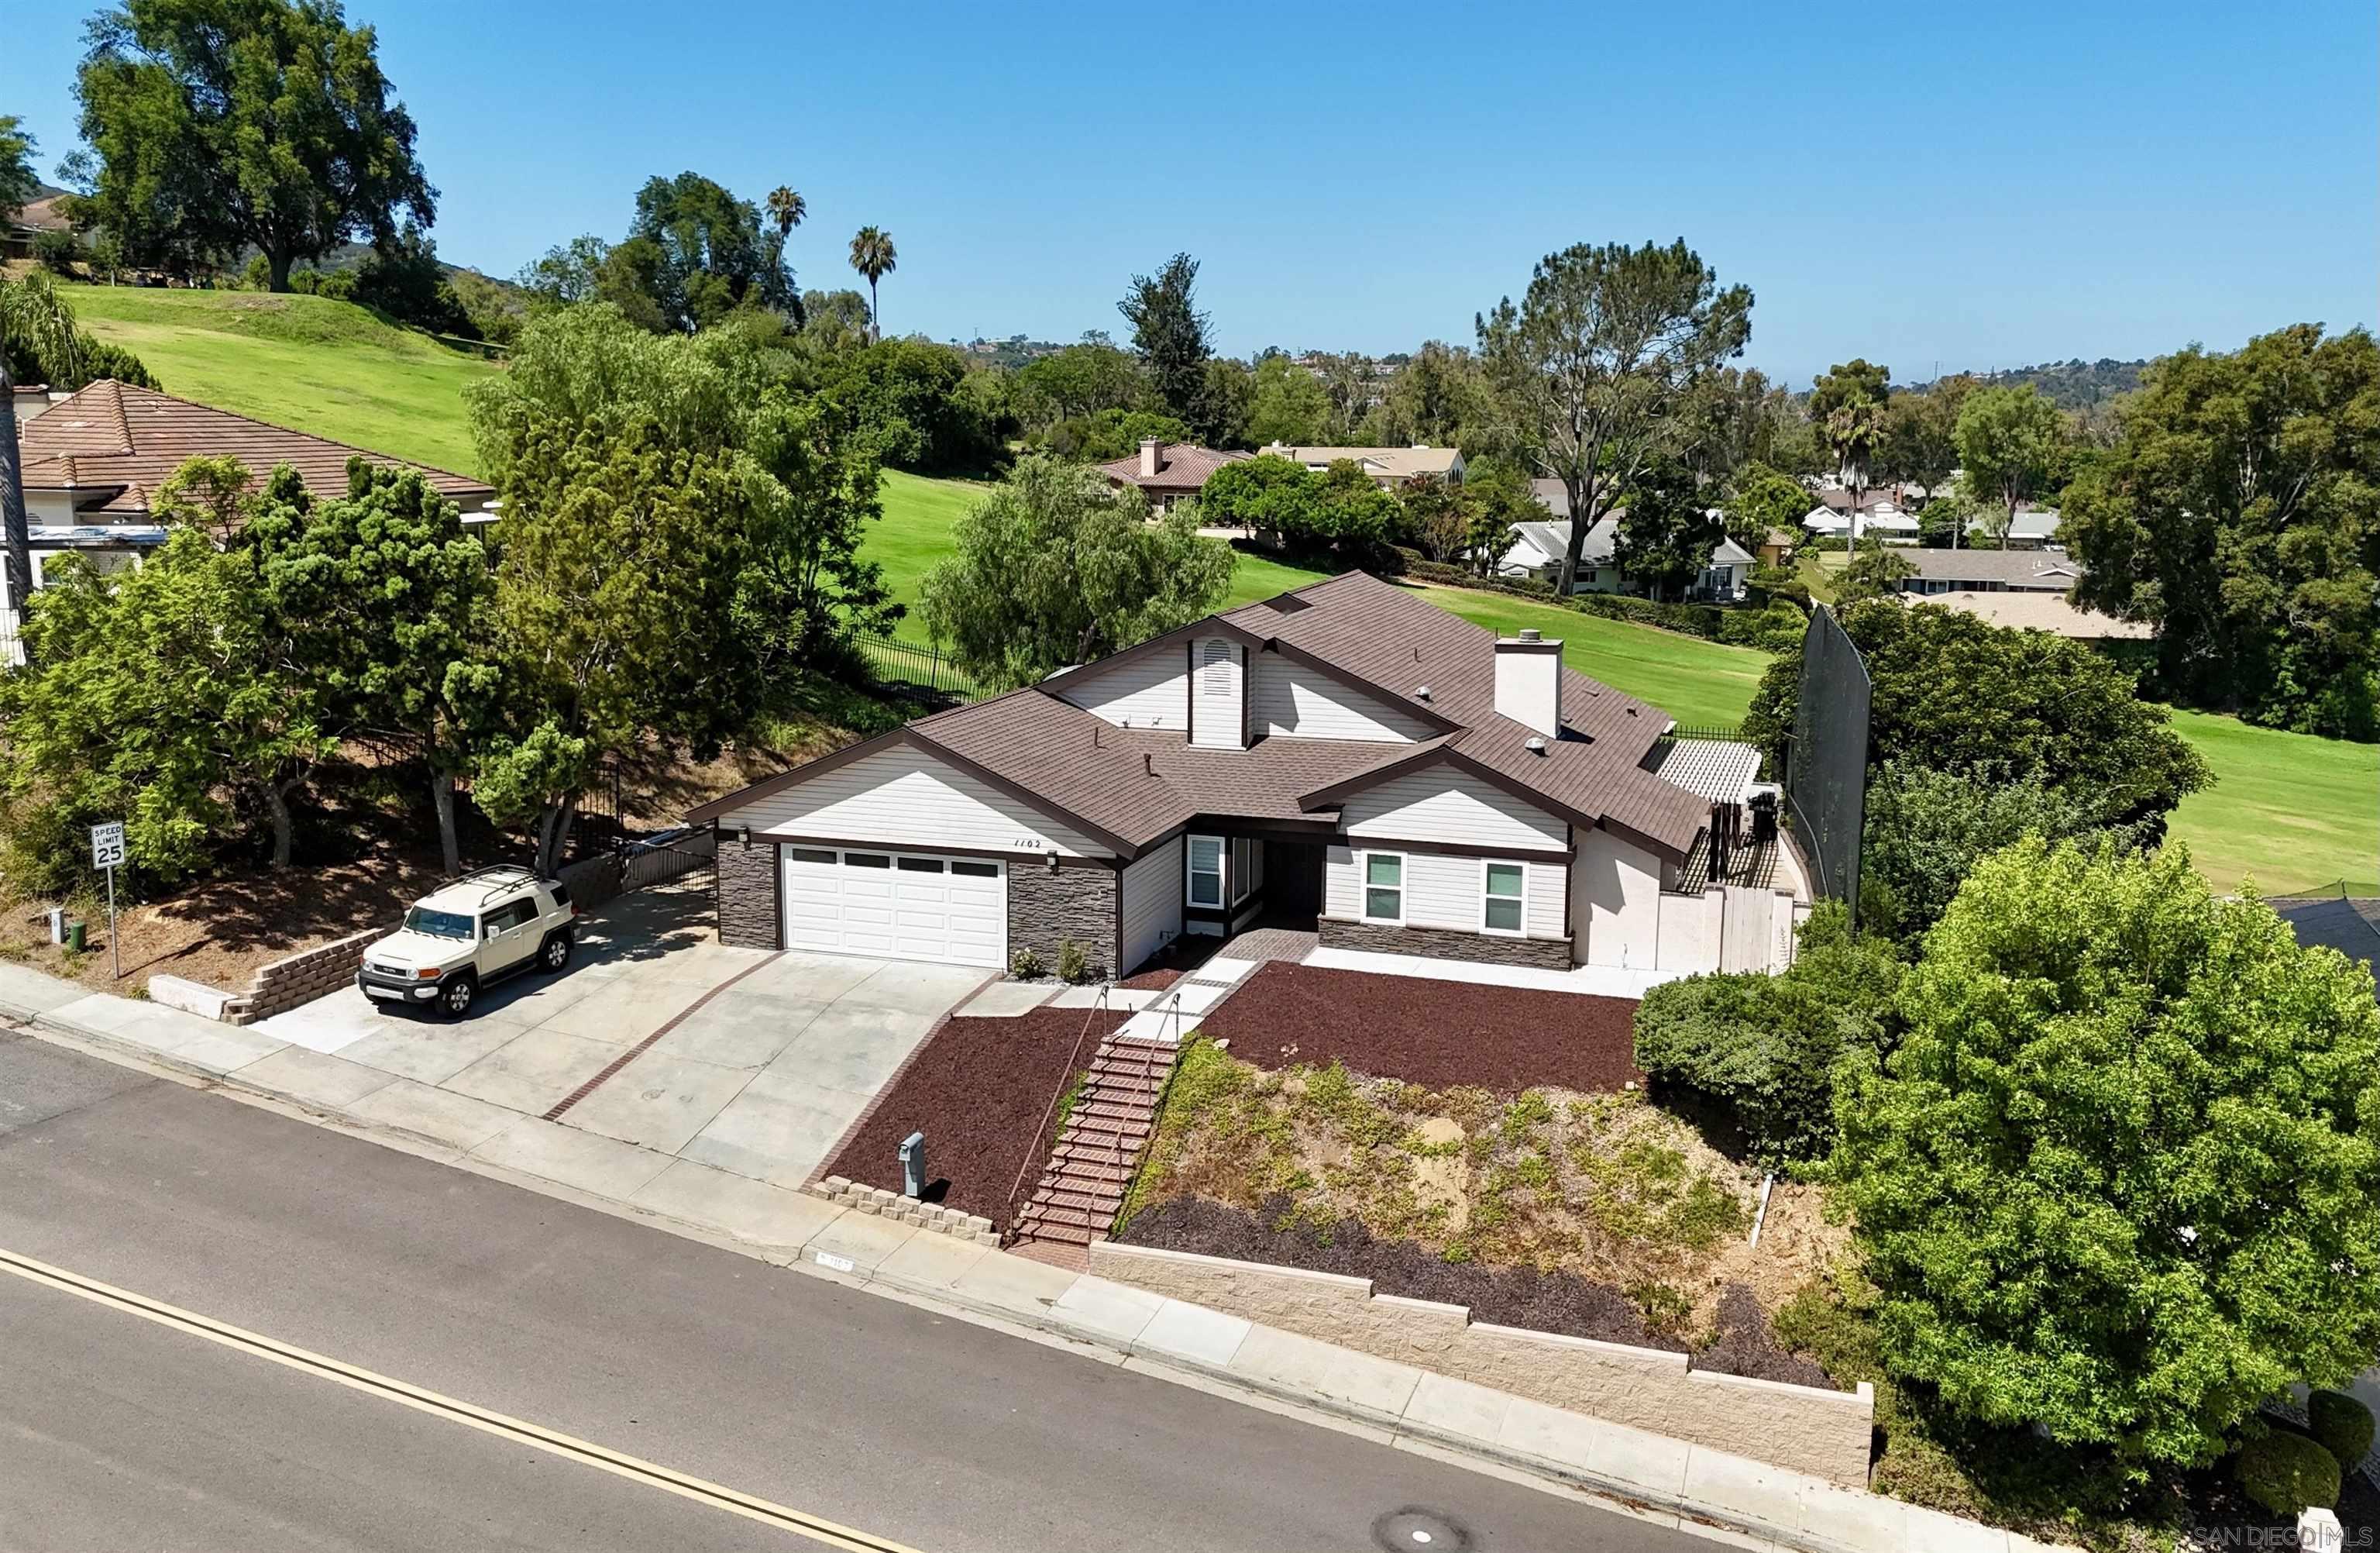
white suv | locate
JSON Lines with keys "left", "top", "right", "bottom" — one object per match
{"left": 357, "top": 867, "right": 578, "bottom": 1018}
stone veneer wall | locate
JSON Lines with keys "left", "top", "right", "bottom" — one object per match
{"left": 1007, "top": 861, "right": 1118, "bottom": 977}
{"left": 714, "top": 835, "right": 782, "bottom": 950}
{"left": 1089, "top": 1241, "right": 1873, "bottom": 1490}
{"left": 1319, "top": 917, "right": 1573, "bottom": 971}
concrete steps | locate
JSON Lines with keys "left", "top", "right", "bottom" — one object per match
{"left": 1009, "top": 1033, "right": 1178, "bottom": 1257}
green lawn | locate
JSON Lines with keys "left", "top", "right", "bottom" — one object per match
{"left": 1412, "top": 584, "right": 1773, "bottom": 729}
{"left": 60, "top": 283, "right": 500, "bottom": 476}
{"left": 2163, "top": 710, "right": 2378, "bottom": 896}
{"left": 57, "top": 295, "right": 2369, "bottom": 897}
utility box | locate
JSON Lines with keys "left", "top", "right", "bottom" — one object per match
{"left": 899, "top": 1131, "right": 926, "bottom": 1199}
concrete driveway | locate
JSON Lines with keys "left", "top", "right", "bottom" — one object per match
{"left": 255, "top": 877, "right": 989, "bottom": 1190}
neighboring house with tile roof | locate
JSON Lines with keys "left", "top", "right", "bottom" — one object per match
{"left": 1095, "top": 438, "right": 1251, "bottom": 515}
{"left": 2, "top": 380, "right": 494, "bottom": 648}
{"left": 692, "top": 571, "right": 1810, "bottom": 982}
{"left": 1253, "top": 442, "right": 1465, "bottom": 488}
{"left": 1891, "top": 547, "right": 2082, "bottom": 596}
{"left": 1498, "top": 484, "right": 1756, "bottom": 601}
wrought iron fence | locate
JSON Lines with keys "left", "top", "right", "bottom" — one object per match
{"left": 1662, "top": 722, "right": 1746, "bottom": 742}
{"left": 857, "top": 632, "right": 983, "bottom": 700}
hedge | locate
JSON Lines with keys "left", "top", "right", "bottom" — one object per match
{"left": 2309, "top": 1389, "right": 2375, "bottom": 1472}
{"left": 1389, "top": 549, "right": 1799, "bottom": 650}
{"left": 2234, "top": 1431, "right": 2342, "bottom": 1516}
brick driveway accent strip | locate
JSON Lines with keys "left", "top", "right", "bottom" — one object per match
{"left": 542, "top": 952, "right": 781, "bottom": 1121}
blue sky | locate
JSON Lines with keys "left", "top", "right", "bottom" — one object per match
{"left": 5, "top": 1, "right": 2372, "bottom": 384}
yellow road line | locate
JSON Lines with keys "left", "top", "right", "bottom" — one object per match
{"left": 0, "top": 1245, "right": 930, "bottom": 1553}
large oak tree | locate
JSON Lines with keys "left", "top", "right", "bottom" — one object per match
{"left": 74, "top": 0, "right": 437, "bottom": 291}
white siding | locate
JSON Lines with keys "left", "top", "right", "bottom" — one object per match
{"left": 1325, "top": 844, "right": 1359, "bottom": 919}
{"left": 1120, "top": 838, "right": 1185, "bottom": 973}
{"left": 1322, "top": 848, "right": 1564, "bottom": 939}
{"left": 1250, "top": 656, "right": 1435, "bottom": 742}
{"left": 1189, "top": 635, "right": 1244, "bottom": 749}
{"left": 1341, "top": 767, "right": 1566, "bottom": 852}
{"left": 1055, "top": 652, "right": 1188, "bottom": 730}
{"left": 727, "top": 743, "right": 1105, "bottom": 858}
{"left": 1572, "top": 827, "right": 1662, "bottom": 969}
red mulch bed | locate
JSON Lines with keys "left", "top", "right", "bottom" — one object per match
{"left": 1194, "top": 962, "right": 1641, "bottom": 1095}
{"left": 1117, "top": 966, "right": 1181, "bottom": 991}
{"left": 821, "top": 1006, "right": 1128, "bottom": 1231}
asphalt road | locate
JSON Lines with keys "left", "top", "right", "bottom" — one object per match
{"left": 0, "top": 1028, "right": 1708, "bottom": 1553}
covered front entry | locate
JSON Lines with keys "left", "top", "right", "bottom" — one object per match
{"left": 780, "top": 845, "right": 1006, "bottom": 966}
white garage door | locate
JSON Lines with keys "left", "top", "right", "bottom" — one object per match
{"left": 779, "top": 847, "right": 1006, "bottom": 966}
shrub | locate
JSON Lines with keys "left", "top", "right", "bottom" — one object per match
{"left": 1009, "top": 946, "right": 1046, "bottom": 980}
{"left": 1056, "top": 938, "right": 1090, "bottom": 984}
{"left": 2234, "top": 1432, "right": 2341, "bottom": 1516}
{"left": 1833, "top": 839, "right": 2380, "bottom": 1468}
{"left": 2309, "top": 1390, "right": 2375, "bottom": 1471}
{"left": 33, "top": 228, "right": 81, "bottom": 275}
{"left": 1631, "top": 902, "right": 1901, "bottom": 1167}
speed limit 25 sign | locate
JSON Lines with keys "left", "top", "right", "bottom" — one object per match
{"left": 90, "top": 822, "right": 126, "bottom": 870}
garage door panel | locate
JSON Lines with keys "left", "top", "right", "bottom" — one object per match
{"left": 778, "top": 848, "right": 1008, "bottom": 968}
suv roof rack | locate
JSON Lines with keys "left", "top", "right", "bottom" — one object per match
{"left": 451, "top": 863, "right": 542, "bottom": 907}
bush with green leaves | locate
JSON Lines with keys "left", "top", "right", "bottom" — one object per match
{"left": 2308, "top": 1390, "right": 2375, "bottom": 1472}
{"left": 2234, "top": 1432, "right": 2342, "bottom": 1516}
{"left": 1009, "top": 946, "right": 1046, "bottom": 980}
{"left": 1743, "top": 597, "right": 2210, "bottom": 828}
{"left": 1631, "top": 903, "right": 1902, "bottom": 1167}
{"left": 1832, "top": 838, "right": 2380, "bottom": 1467}
{"left": 1056, "top": 938, "right": 1090, "bottom": 984}
{"left": 1860, "top": 760, "right": 2149, "bottom": 941}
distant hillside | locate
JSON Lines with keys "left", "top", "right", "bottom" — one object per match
{"left": 60, "top": 283, "right": 500, "bottom": 474}
{"left": 1906, "top": 356, "right": 2148, "bottom": 410}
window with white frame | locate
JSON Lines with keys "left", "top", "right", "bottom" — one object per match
{"left": 1362, "top": 852, "right": 1404, "bottom": 922}
{"left": 1481, "top": 860, "right": 1525, "bottom": 935}
{"left": 1187, "top": 835, "right": 1224, "bottom": 908}
{"left": 1230, "top": 836, "right": 1253, "bottom": 904}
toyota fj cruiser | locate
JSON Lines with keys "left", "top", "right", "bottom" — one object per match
{"left": 356, "top": 867, "right": 577, "bottom": 1018}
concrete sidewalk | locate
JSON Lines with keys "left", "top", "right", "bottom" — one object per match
{"left": 0, "top": 956, "right": 2062, "bottom": 1553}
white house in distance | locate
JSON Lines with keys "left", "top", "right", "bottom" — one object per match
{"left": 1497, "top": 480, "right": 1754, "bottom": 601}
{"left": 1, "top": 379, "right": 495, "bottom": 656}
{"left": 692, "top": 572, "right": 1809, "bottom": 989}
{"left": 1253, "top": 442, "right": 1465, "bottom": 489}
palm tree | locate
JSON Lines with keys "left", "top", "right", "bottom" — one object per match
{"left": 848, "top": 226, "right": 896, "bottom": 340}
{"left": 765, "top": 185, "right": 805, "bottom": 241}
{"left": 0, "top": 274, "right": 85, "bottom": 656}
{"left": 1825, "top": 400, "right": 1883, "bottom": 545}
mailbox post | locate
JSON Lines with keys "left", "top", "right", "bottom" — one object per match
{"left": 899, "top": 1131, "right": 926, "bottom": 1199}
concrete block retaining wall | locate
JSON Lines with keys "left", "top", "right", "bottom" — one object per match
{"left": 230, "top": 927, "right": 383, "bottom": 1024}
{"left": 805, "top": 1176, "right": 1000, "bottom": 1248}
{"left": 1089, "top": 1241, "right": 1873, "bottom": 1489}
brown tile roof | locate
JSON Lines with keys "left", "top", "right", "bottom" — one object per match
{"left": 17, "top": 380, "right": 494, "bottom": 518}
{"left": 697, "top": 571, "right": 1713, "bottom": 860}
{"left": 1094, "top": 443, "right": 1251, "bottom": 491}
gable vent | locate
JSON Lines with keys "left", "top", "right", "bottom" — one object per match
{"left": 1200, "top": 638, "right": 1231, "bottom": 692}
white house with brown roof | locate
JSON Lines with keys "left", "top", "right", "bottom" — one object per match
{"left": 1095, "top": 438, "right": 1251, "bottom": 515}
{"left": 1254, "top": 443, "right": 1465, "bottom": 488}
{"left": 692, "top": 573, "right": 1808, "bottom": 988}
{"left": 2, "top": 380, "right": 494, "bottom": 650}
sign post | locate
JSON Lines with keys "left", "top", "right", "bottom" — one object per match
{"left": 89, "top": 821, "right": 125, "bottom": 979}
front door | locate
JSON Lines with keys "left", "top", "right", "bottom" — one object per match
{"left": 1265, "top": 841, "right": 1325, "bottom": 925}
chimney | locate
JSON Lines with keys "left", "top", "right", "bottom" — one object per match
{"left": 1494, "top": 627, "right": 1563, "bottom": 738}
{"left": 12, "top": 384, "right": 53, "bottom": 425}
{"left": 1139, "top": 437, "right": 1161, "bottom": 479}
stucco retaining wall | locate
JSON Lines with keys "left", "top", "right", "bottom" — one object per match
{"left": 1089, "top": 1241, "right": 1873, "bottom": 1489}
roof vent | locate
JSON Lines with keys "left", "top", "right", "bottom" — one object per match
{"left": 1525, "top": 735, "right": 1548, "bottom": 755}
{"left": 1517, "top": 628, "right": 1540, "bottom": 642}
{"left": 1415, "top": 685, "right": 1432, "bottom": 701}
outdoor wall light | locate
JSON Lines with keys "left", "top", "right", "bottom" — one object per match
{"left": 1046, "top": 852, "right": 1060, "bottom": 872}
{"left": 738, "top": 825, "right": 751, "bottom": 849}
